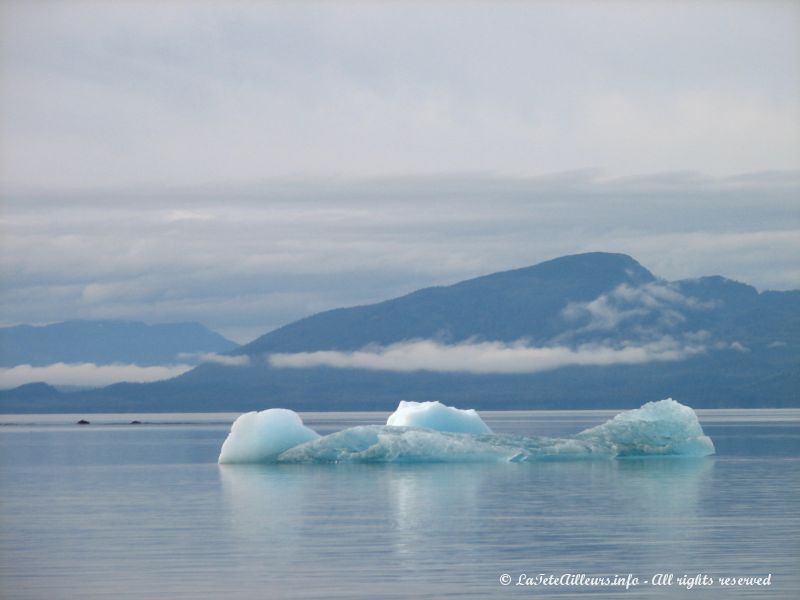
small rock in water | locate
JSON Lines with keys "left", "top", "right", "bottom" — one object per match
{"left": 76, "top": 419, "right": 90, "bottom": 425}
{"left": 130, "top": 420, "right": 142, "bottom": 425}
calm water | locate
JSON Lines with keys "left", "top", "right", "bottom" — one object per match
{"left": 1, "top": 410, "right": 798, "bottom": 599}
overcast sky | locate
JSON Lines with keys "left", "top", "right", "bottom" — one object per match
{"left": 1, "top": 1, "right": 798, "bottom": 343}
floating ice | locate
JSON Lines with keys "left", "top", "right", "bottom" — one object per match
{"left": 218, "top": 398, "right": 714, "bottom": 464}
{"left": 576, "top": 398, "right": 715, "bottom": 457}
{"left": 218, "top": 408, "right": 321, "bottom": 464}
{"left": 386, "top": 400, "right": 493, "bottom": 434}
{"left": 277, "top": 427, "right": 606, "bottom": 463}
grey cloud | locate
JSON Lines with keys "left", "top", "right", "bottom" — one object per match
{"left": 1, "top": 2, "right": 798, "bottom": 189}
{"left": 0, "top": 173, "right": 798, "bottom": 342}
{"left": 2, "top": 2, "right": 797, "bottom": 345}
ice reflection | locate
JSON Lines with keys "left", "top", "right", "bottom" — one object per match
{"left": 220, "top": 457, "right": 714, "bottom": 596}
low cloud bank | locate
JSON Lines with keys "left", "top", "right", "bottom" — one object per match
{"left": 268, "top": 337, "right": 706, "bottom": 375}
{"left": 177, "top": 352, "right": 251, "bottom": 366}
{"left": 0, "top": 363, "right": 193, "bottom": 389}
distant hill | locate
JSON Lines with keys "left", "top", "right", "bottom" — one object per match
{"left": 238, "top": 252, "right": 656, "bottom": 354}
{"left": 0, "top": 320, "right": 237, "bottom": 367}
{"left": 2, "top": 253, "right": 798, "bottom": 412}
{"left": 0, "top": 382, "right": 63, "bottom": 403}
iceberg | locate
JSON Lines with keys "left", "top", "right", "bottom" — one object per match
{"left": 218, "top": 398, "right": 714, "bottom": 464}
{"left": 218, "top": 408, "right": 320, "bottom": 464}
{"left": 576, "top": 398, "right": 715, "bottom": 457}
{"left": 386, "top": 400, "right": 493, "bottom": 434}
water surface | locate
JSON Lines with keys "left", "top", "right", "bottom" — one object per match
{"left": 1, "top": 410, "right": 798, "bottom": 599}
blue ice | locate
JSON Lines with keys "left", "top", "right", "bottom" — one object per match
{"left": 218, "top": 399, "right": 714, "bottom": 464}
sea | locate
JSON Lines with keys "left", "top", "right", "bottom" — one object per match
{"left": 1, "top": 409, "right": 798, "bottom": 599}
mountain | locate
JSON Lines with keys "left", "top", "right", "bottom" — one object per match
{"left": 0, "top": 382, "right": 63, "bottom": 404}
{"left": 0, "top": 320, "right": 237, "bottom": 367}
{"left": 238, "top": 252, "right": 656, "bottom": 354}
{"left": 2, "top": 253, "right": 798, "bottom": 412}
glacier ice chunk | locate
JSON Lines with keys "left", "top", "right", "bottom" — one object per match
{"left": 386, "top": 400, "right": 493, "bottom": 434}
{"left": 218, "top": 408, "right": 321, "bottom": 464}
{"left": 577, "top": 398, "right": 715, "bottom": 457}
{"left": 279, "top": 426, "right": 511, "bottom": 463}
{"left": 218, "top": 398, "right": 714, "bottom": 464}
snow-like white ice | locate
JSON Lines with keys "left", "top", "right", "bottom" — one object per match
{"left": 386, "top": 400, "right": 493, "bottom": 434}
{"left": 218, "top": 408, "right": 320, "bottom": 463}
{"left": 218, "top": 398, "right": 714, "bottom": 464}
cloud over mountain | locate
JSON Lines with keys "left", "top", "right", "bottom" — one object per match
{"left": 559, "top": 281, "right": 717, "bottom": 341}
{"left": 177, "top": 352, "right": 251, "bottom": 367}
{"left": 0, "top": 363, "right": 193, "bottom": 389}
{"left": 269, "top": 336, "right": 706, "bottom": 375}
